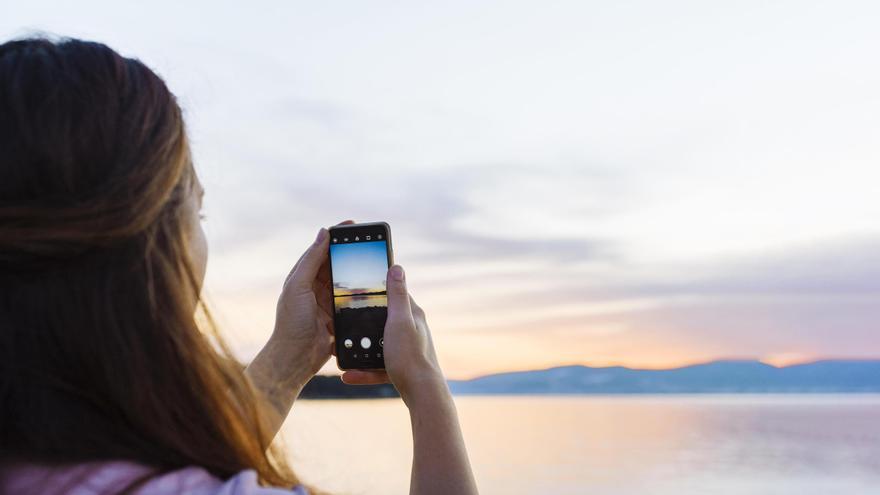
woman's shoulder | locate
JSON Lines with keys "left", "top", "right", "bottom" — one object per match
{"left": 133, "top": 464, "right": 308, "bottom": 495}
{"left": 0, "top": 461, "right": 308, "bottom": 495}
{"left": 144, "top": 466, "right": 308, "bottom": 495}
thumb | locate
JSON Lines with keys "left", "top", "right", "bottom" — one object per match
{"left": 385, "top": 264, "right": 414, "bottom": 325}
{"left": 289, "top": 228, "right": 329, "bottom": 290}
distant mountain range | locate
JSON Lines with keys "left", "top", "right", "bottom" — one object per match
{"left": 447, "top": 360, "right": 880, "bottom": 395}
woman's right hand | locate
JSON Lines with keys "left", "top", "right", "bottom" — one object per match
{"left": 344, "top": 264, "right": 479, "bottom": 494}
{"left": 341, "top": 264, "right": 447, "bottom": 404}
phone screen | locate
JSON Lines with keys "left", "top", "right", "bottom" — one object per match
{"left": 328, "top": 223, "right": 392, "bottom": 370}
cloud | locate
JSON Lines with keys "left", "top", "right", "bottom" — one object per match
{"left": 202, "top": 159, "right": 626, "bottom": 265}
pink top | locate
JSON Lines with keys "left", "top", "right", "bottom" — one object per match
{"left": 0, "top": 461, "right": 309, "bottom": 495}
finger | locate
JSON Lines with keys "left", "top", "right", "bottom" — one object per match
{"left": 285, "top": 249, "right": 310, "bottom": 286}
{"left": 315, "top": 258, "right": 330, "bottom": 290}
{"left": 341, "top": 370, "right": 390, "bottom": 385}
{"left": 315, "top": 273, "right": 331, "bottom": 295}
{"left": 289, "top": 228, "right": 330, "bottom": 290}
{"left": 317, "top": 310, "right": 332, "bottom": 327}
{"left": 288, "top": 220, "right": 352, "bottom": 286}
{"left": 321, "top": 312, "right": 335, "bottom": 338}
{"left": 385, "top": 265, "right": 414, "bottom": 327}
{"left": 312, "top": 218, "right": 353, "bottom": 290}
{"left": 409, "top": 294, "right": 424, "bottom": 315}
{"left": 315, "top": 258, "right": 331, "bottom": 286}
{"left": 314, "top": 267, "right": 334, "bottom": 316}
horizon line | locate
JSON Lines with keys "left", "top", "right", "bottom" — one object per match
{"left": 316, "top": 357, "right": 880, "bottom": 381}
{"left": 334, "top": 290, "right": 387, "bottom": 297}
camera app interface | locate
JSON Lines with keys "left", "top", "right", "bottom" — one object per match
{"left": 330, "top": 233, "right": 389, "bottom": 367}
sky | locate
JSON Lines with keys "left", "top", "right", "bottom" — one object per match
{"left": 3, "top": 1, "right": 879, "bottom": 378}
{"left": 330, "top": 241, "right": 389, "bottom": 293}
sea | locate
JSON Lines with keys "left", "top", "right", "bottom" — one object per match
{"left": 280, "top": 395, "right": 880, "bottom": 495}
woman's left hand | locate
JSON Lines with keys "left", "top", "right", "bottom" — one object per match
{"left": 272, "top": 223, "right": 341, "bottom": 378}
{"left": 245, "top": 220, "right": 351, "bottom": 438}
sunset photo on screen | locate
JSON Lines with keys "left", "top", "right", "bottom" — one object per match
{"left": 330, "top": 240, "right": 388, "bottom": 312}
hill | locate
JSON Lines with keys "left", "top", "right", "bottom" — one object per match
{"left": 447, "top": 360, "right": 880, "bottom": 395}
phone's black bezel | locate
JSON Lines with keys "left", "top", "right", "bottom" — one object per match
{"left": 328, "top": 222, "right": 393, "bottom": 371}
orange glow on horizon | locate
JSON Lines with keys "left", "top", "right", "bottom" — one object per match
{"left": 211, "top": 284, "right": 880, "bottom": 382}
{"left": 759, "top": 352, "right": 822, "bottom": 368}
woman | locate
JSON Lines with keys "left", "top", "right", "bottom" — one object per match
{"left": 0, "top": 37, "right": 478, "bottom": 495}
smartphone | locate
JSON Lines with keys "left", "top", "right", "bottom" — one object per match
{"left": 328, "top": 222, "right": 393, "bottom": 370}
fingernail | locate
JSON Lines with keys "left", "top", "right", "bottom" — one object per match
{"left": 391, "top": 265, "right": 405, "bottom": 281}
{"left": 315, "top": 228, "right": 327, "bottom": 242}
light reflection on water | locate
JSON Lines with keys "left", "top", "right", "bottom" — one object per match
{"left": 333, "top": 294, "right": 387, "bottom": 311}
{"left": 281, "top": 395, "right": 880, "bottom": 495}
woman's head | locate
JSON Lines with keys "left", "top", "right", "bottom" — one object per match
{"left": 0, "top": 37, "right": 207, "bottom": 286}
{"left": 0, "top": 37, "right": 294, "bottom": 488}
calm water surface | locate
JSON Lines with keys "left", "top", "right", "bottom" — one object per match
{"left": 280, "top": 395, "right": 880, "bottom": 495}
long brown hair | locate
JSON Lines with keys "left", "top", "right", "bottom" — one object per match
{"left": 0, "top": 37, "right": 302, "bottom": 490}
